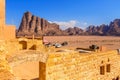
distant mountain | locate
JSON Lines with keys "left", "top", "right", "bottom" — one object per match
{"left": 86, "top": 24, "right": 109, "bottom": 35}
{"left": 16, "top": 12, "right": 120, "bottom": 36}
{"left": 65, "top": 27, "right": 84, "bottom": 35}
{"left": 86, "top": 19, "right": 120, "bottom": 36}
{"left": 107, "top": 19, "right": 120, "bottom": 36}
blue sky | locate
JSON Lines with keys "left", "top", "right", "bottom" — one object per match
{"left": 6, "top": 0, "right": 120, "bottom": 29}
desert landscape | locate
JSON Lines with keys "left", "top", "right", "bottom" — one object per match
{"left": 1, "top": 0, "right": 120, "bottom": 80}
{"left": 45, "top": 36, "right": 120, "bottom": 50}
{"left": 12, "top": 36, "right": 120, "bottom": 80}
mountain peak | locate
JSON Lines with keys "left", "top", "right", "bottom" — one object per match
{"left": 17, "top": 12, "right": 65, "bottom": 36}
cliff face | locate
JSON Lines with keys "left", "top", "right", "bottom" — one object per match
{"left": 17, "top": 12, "right": 120, "bottom": 36}
{"left": 17, "top": 12, "right": 64, "bottom": 36}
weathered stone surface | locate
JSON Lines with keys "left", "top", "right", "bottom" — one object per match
{"left": 7, "top": 50, "right": 48, "bottom": 67}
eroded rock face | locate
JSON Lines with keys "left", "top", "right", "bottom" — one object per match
{"left": 17, "top": 11, "right": 64, "bottom": 36}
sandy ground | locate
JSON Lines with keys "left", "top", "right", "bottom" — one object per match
{"left": 12, "top": 36, "right": 120, "bottom": 80}
{"left": 44, "top": 36, "right": 120, "bottom": 50}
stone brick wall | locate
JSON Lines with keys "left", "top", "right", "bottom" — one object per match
{"left": 0, "top": 0, "right": 16, "bottom": 40}
{"left": 4, "top": 25, "right": 16, "bottom": 40}
{"left": 0, "top": 39, "right": 48, "bottom": 79}
{"left": 39, "top": 50, "right": 120, "bottom": 80}
{"left": 0, "top": 0, "right": 5, "bottom": 40}
{"left": 0, "top": 38, "right": 46, "bottom": 58}
{"left": 18, "top": 38, "right": 45, "bottom": 50}
{"left": 0, "top": 0, "right": 5, "bottom": 25}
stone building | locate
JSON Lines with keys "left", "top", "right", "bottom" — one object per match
{"left": 0, "top": 0, "right": 44, "bottom": 50}
{"left": 0, "top": 0, "right": 45, "bottom": 79}
{"left": 0, "top": 0, "right": 120, "bottom": 80}
{"left": 39, "top": 49, "right": 120, "bottom": 80}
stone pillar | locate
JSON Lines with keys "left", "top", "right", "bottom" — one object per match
{"left": 0, "top": 0, "right": 5, "bottom": 40}
{"left": 0, "top": 0, "right": 5, "bottom": 25}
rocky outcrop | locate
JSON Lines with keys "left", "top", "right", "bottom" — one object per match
{"left": 17, "top": 12, "right": 65, "bottom": 36}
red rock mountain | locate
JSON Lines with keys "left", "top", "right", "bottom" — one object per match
{"left": 17, "top": 12, "right": 65, "bottom": 36}
{"left": 86, "top": 24, "right": 109, "bottom": 35}
{"left": 17, "top": 12, "right": 120, "bottom": 36}
{"left": 86, "top": 19, "right": 120, "bottom": 36}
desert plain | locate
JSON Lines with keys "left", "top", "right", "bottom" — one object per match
{"left": 45, "top": 36, "right": 120, "bottom": 50}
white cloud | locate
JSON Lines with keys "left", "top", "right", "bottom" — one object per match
{"left": 49, "top": 20, "right": 88, "bottom": 30}
{"left": 77, "top": 22, "right": 88, "bottom": 29}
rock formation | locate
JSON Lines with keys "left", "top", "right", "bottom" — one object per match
{"left": 107, "top": 19, "right": 120, "bottom": 36}
{"left": 17, "top": 12, "right": 120, "bottom": 36}
{"left": 86, "top": 19, "right": 120, "bottom": 36}
{"left": 17, "top": 12, "right": 65, "bottom": 36}
{"left": 86, "top": 24, "right": 109, "bottom": 35}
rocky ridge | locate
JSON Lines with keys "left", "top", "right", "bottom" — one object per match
{"left": 17, "top": 12, "right": 120, "bottom": 36}
{"left": 86, "top": 19, "right": 120, "bottom": 36}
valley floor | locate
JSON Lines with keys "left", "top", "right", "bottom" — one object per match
{"left": 45, "top": 36, "right": 120, "bottom": 50}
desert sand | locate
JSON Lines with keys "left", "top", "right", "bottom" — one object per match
{"left": 12, "top": 36, "right": 120, "bottom": 80}
{"left": 45, "top": 36, "right": 120, "bottom": 50}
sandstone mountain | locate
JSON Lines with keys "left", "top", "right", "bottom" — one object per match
{"left": 65, "top": 19, "right": 120, "bottom": 36}
{"left": 17, "top": 12, "right": 66, "bottom": 36}
{"left": 107, "top": 19, "right": 120, "bottom": 36}
{"left": 17, "top": 12, "right": 120, "bottom": 36}
{"left": 85, "top": 24, "right": 109, "bottom": 35}
{"left": 86, "top": 19, "right": 120, "bottom": 36}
